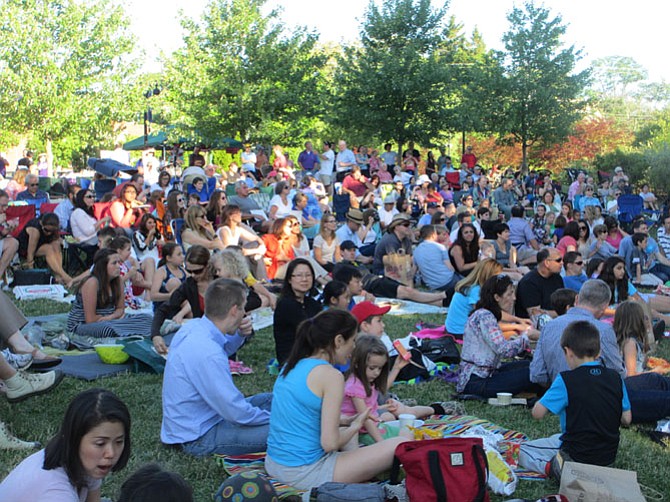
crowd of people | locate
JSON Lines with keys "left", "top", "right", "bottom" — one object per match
{"left": 1, "top": 141, "right": 670, "bottom": 498}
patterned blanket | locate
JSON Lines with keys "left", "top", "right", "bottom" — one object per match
{"left": 214, "top": 414, "right": 545, "bottom": 499}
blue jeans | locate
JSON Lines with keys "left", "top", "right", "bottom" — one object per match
{"left": 624, "top": 373, "right": 670, "bottom": 423}
{"left": 463, "top": 360, "right": 539, "bottom": 398}
{"left": 650, "top": 263, "right": 670, "bottom": 283}
{"left": 182, "top": 393, "right": 273, "bottom": 456}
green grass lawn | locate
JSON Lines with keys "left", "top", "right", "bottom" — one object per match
{"left": 2, "top": 300, "right": 670, "bottom": 501}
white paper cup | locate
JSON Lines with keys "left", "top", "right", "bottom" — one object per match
{"left": 398, "top": 413, "right": 416, "bottom": 429}
{"left": 497, "top": 392, "right": 513, "bottom": 406}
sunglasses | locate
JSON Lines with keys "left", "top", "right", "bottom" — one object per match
{"left": 186, "top": 266, "right": 205, "bottom": 274}
{"left": 84, "top": 194, "right": 95, "bottom": 199}
{"left": 177, "top": 198, "right": 185, "bottom": 202}
{"left": 400, "top": 222, "right": 411, "bottom": 227}
{"left": 573, "top": 261, "right": 584, "bottom": 265}
{"left": 29, "top": 183, "right": 39, "bottom": 187}
{"left": 548, "top": 257, "right": 563, "bottom": 263}
{"left": 579, "top": 226, "right": 587, "bottom": 230}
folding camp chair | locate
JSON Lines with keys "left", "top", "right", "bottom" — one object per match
{"left": 170, "top": 218, "right": 185, "bottom": 250}
{"left": 6, "top": 204, "right": 36, "bottom": 238}
{"left": 617, "top": 194, "right": 644, "bottom": 232}
{"left": 445, "top": 172, "right": 461, "bottom": 190}
{"left": 333, "top": 193, "right": 351, "bottom": 222}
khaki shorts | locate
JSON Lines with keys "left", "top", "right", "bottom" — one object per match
{"left": 265, "top": 452, "right": 340, "bottom": 491}
{"left": 319, "top": 174, "right": 332, "bottom": 186}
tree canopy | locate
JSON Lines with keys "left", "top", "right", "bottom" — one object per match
{"left": 0, "top": 0, "right": 139, "bottom": 166}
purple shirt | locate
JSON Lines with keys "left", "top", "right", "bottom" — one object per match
{"left": 298, "top": 150, "right": 319, "bottom": 171}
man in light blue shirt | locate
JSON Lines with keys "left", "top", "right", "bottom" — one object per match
{"left": 161, "top": 279, "right": 272, "bottom": 456}
{"left": 530, "top": 279, "right": 624, "bottom": 386}
{"left": 335, "top": 140, "right": 356, "bottom": 181}
{"left": 413, "top": 224, "right": 459, "bottom": 294}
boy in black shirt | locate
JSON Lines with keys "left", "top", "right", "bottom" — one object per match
{"left": 521, "top": 320, "right": 631, "bottom": 479}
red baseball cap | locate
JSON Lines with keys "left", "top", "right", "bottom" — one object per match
{"left": 351, "top": 301, "right": 391, "bottom": 324}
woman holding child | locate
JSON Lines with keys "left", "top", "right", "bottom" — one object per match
{"left": 457, "top": 274, "right": 539, "bottom": 398}
{"left": 266, "top": 309, "right": 409, "bottom": 492}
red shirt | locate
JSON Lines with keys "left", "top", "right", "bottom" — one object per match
{"left": 342, "top": 175, "right": 369, "bottom": 197}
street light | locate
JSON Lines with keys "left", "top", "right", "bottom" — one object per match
{"left": 143, "top": 84, "right": 162, "bottom": 146}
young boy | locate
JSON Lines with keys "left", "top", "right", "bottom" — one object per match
{"left": 549, "top": 288, "right": 577, "bottom": 317}
{"left": 628, "top": 232, "right": 662, "bottom": 286}
{"left": 522, "top": 320, "right": 631, "bottom": 479}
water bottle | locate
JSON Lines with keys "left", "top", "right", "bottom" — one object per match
{"left": 24, "top": 323, "right": 46, "bottom": 349}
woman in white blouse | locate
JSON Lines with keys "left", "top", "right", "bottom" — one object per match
{"left": 268, "top": 180, "right": 293, "bottom": 221}
{"left": 70, "top": 189, "right": 111, "bottom": 264}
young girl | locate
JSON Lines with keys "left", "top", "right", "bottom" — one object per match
{"left": 341, "top": 335, "right": 435, "bottom": 443}
{"left": 150, "top": 242, "right": 187, "bottom": 311}
{"left": 109, "top": 236, "right": 150, "bottom": 308}
{"left": 132, "top": 214, "right": 163, "bottom": 288}
{"left": 0, "top": 388, "right": 131, "bottom": 501}
{"left": 265, "top": 310, "right": 409, "bottom": 490}
{"left": 613, "top": 301, "right": 656, "bottom": 376}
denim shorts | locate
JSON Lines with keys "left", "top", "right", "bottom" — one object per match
{"left": 265, "top": 452, "right": 340, "bottom": 491}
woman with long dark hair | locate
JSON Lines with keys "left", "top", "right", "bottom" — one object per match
{"left": 70, "top": 188, "right": 109, "bottom": 267}
{"left": 449, "top": 223, "right": 480, "bottom": 275}
{"left": 272, "top": 258, "right": 322, "bottom": 364}
{"left": 151, "top": 245, "right": 213, "bottom": 355}
{"left": 266, "top": 309, "right": 409, "bottom": 490}
{"left": 457, "top": 274, "right": 538, "bottom": 398}
{"left": 67, "top": 249, "right": 152, "bottom": 338}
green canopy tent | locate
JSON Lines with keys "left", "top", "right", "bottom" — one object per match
{"left": 123, "top": 132, "right": 243, "bottom": 152}
{"left": 122, "top": 131, "right": 172, "bottom": 151}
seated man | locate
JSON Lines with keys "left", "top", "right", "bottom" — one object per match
{"left": 515, "top": 247, "right": 564, "bottom": 320}
{"left": 16, "top": 173, "right": 50, "bottom": 203}
{"left": 161, "top": 279, "right": 272, "bottom": 456}
{"left": 413, "top": 224, "right": 459, "bottom": 298}
{"left": 507, "top": 205, "right": 539, "bottom": 264}
{"left": 228, "top": 180, "right": 269, "bottom": 233}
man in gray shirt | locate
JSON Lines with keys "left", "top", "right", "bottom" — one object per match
{"left": 335, "top": 140, "right": 356, "bottom": 182}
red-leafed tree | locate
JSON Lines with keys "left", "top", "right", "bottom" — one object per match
{"left": 535, "top": 117, "right": 633, "bottom": 172}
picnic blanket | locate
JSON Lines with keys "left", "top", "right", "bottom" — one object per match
{"left": 214, "top": 414, "right": 545, "bottom": 499}
{"left": 374, "top": 298, "right": 447, "bottom": 316}
{"left": 55, "top": 352, "right": 133, "bottom": 380}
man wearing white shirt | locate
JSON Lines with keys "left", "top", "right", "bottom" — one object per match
{"left": 335, "top": 140, "right": 356, "bottom": 182}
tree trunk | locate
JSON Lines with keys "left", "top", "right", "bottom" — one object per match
{"left": 521, "top": 140, "right": 528, "bottom": 174}
{"left": 46, "top": 138, "right": 53, "bottom": 176}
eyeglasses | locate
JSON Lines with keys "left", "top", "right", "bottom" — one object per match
{"left": 177, "top": 198, "right": 185, "bottom": 202}
{"left": 186, "top": 266, "right": 205, "bottom": 274}
{"left": 84, "top": 195, "right": 94, "bottom": 199}
{"left": 579, "top": 226, "right": 587, "bottom": 230}
{"left": 29, "top": 183, "right": 39, "bottom": 187}
{"left": 400, "top": 222, "right": 411, "bottom": 227}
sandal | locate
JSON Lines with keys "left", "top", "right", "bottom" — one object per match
{"left": 30, "top": 349, "right": 62, "bottom": 370}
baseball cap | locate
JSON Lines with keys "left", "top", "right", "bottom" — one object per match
{"left": 340, "top": 239, "right": 357, "bottom": 251}
{"left": 351, "top": 301, "right": 391, "bottom": 324}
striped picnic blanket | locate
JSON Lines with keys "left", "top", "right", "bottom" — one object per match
{"left": 214, "top": 414, "right": 544, "bottom": 499}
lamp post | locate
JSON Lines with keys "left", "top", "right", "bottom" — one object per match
{"left": 143, "top": 84, "right": 161, "bottom": 146}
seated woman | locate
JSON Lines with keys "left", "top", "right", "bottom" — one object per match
{"left": 150, "top": 242, "right": 186, "bottom": 312}
{"left": 268, "top": 181, "right": 293, "bottom": 221}
{"left": 449, "top": 223, "right": 479, "bottom": 276}
{"left": 217, "top": 204, "right": 267, "bottom": 280}
{"left": 181, "top": 204, "right": 224, "bottom": 253}
{"left": 17, "top": 212, "right": 73, "bottom": 287}
{"left": 262, "top": 217, "right": 295, "bottom": 280}
{"left": 446, "top": 259, "right": 503, "bottom": 337}
{"left": 132, "top": 213, "right": 164, "bottom": 276}
{"left": 313, "top": 213, "right": 341, "bottom": 273}
{"left": 491, "top": 222, "right": 530, "bottom": 280}
{"left": 265, "top": 309, "right": 409, "bottom": 491}
{"left": 205, "top": 189, "right": 228, "bottom": 227}
{"left": 70, "top": 188, "right": 110, "bottom": 267}
{"left": 322, "top": 280, "right": 351, "bottom": 310}
{"left": 604, "top": 215, "right": 627, "bottom": 251}
{"left": 109, "top": 235, "right": 152, "bottom": 307}
{"left": 457, "top": 274, "right": 539, "bottom": 398}
{"left": 556, "top": 220, "right": 580, "bottom": 257}
{"left": 0, "top": 388, "right": 131, "bottom": 500}
{"left": 150, "top": 170, "right": 173, "bottom": 198}
{"left": 66, "top": 249, "right": 152, "bottom": 338}
{"left": 0, "top": 189, "right": 20, "bottom": 281}
{"left": 110, "top": 183, "right": 145, "bottom": 232}
{"left": 151, "top": 245, "right": 212, "bottom": 355}
{"left": 163, "top": 191, "right": 186, "bottom": 240}
{"left": 600, "top": 256, "right": 670, "bottom": 323}
{"left": 287, "top": 215, "right": 330, "bottom": 286}
{"left": 273, "top": 258, "right": 322, "bottom": 364}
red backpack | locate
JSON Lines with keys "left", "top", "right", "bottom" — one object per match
{"left": 390, "top": 437, "right": 489, "bottom": 502}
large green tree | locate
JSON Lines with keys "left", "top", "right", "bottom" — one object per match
{"left": 332, "top": 0, "right": 463, "bottom": 153}
{"left": 164, "top": 0, "right": 326, "bottom": 145}
{"left": 0, "top": 0, "right": 139, "bottom": 167}
{"left": 487, "top": 1, "right": 589, "bottom": 169}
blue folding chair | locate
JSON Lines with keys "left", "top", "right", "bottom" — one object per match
{"left": 170, "top": 218, "right": 185, "bottom": 250}
{"left": 617, "top": 194, "right": 644, "bottom": 231}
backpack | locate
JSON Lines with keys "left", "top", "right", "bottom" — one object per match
{"left": 390, "top": 437, "right": 489, "bottom": 502}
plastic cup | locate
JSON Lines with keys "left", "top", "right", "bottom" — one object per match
{"left": 496, "top": 392, "right": 513, "bottom": 406}
{"left": 398, "top": 413, "right": 416, "bottom": 429}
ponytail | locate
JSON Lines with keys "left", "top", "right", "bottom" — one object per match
{"left": 281, "top": 309, "right": 358, "bottom": 376}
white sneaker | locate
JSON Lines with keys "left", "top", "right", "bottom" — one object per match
{"left": 0, "top": 422, "right": 40, "bottom": 450}
{"left": 5, "top": 370, "right": 65, "bottom": 403}
{"left": 1, "top": 348, "right": 33, "bottom": 371}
